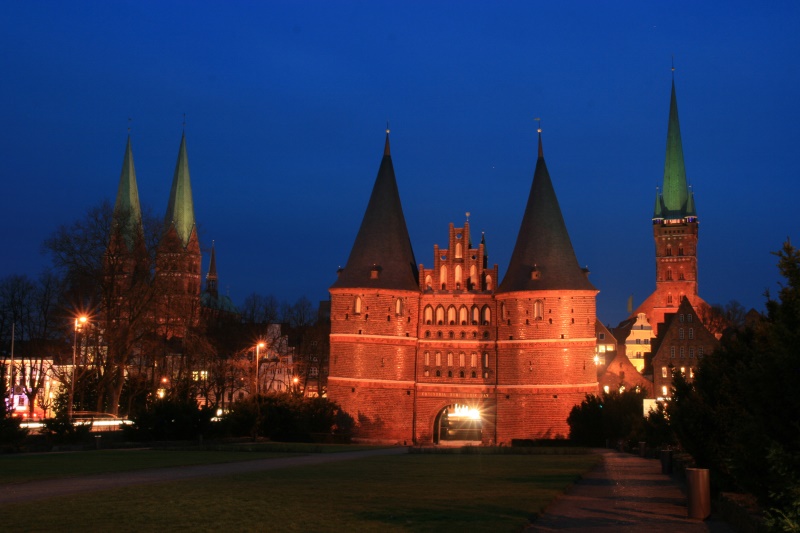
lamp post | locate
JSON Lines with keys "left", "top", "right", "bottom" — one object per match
{"left": 255, "top": 342, "right": 266, "bottom": 396}
{"left": 68, "top": 315, "right": 88, "bottom": 420}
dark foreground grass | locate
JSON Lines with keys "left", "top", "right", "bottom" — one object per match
{"left": 1, "top": 451, "right": 600, "bottom": 532}
{"left": 0, "top": 449, "right": 300, "bottom": 484}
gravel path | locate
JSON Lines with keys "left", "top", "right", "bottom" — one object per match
{"left": 528, "top": 449, "right": 733, "bottom": 532}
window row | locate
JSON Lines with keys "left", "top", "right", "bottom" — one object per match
{"left": 669, "top": 346, "right": 704, "bottom": 358}
{"left": 354, "top": 297, "right": 404, "bottom": 316}
{"left": 423, "top": 304, "right": 491, "bottom": 326}
{"left": 424, "top": 369, "right": 488, "bottom": 378}
{"left": 424, "top": 266, "right": 493, "bottom": 291}
{"left": 424, "top": 330, "right": 491, "bottom": 339}
{"left": 423, "top": 351, "right": 490, "bottom": 368}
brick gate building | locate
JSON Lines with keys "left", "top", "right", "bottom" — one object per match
{"left": 329, "top": 128, "right": 597, "bottom": 445}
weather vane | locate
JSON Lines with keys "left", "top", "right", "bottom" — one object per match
{"left": 534, "top": 117, "right": 542, "bottom": 133}
{"left": 466, "top": 211, "right": 470, "bottom": 222}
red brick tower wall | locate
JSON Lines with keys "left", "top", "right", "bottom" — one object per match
{"left": 329, "top": 288, "right": 419, "bottom": 442}
{"left": 155, "top": 225, "right": 202, "bottom": 339}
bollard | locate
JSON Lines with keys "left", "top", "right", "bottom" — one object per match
{"left": 660, "top": 449, "right": 672, "bottom": 474}
{"left": 94, "top": 435, "right": 102, "bottom": 450}
{"left": 639, "top": 441, "right": 646, "bottom": 457}
{"left": 686, "top": 468, "right": 711, "bottom": 519}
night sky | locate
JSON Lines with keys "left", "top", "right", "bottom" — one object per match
{"left": 2, "top": 2, "right": 799, "bottom": 325}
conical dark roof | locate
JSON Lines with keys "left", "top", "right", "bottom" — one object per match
{"left": 497, "top": 133, "right": 595, "bottom": 293}
{"left": 331, "top": 133, "right": 419, "bottom": 291}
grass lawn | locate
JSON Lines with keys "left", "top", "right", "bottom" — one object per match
{"left": 0, "top": 451, "right": 600, "bottom": 532}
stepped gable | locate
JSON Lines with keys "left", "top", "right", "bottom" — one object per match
{"left": 331, "top": 131, "right": 419, "bottom": 291}
{"left": 498, "top": 131, "right": 595, "bottom": 293}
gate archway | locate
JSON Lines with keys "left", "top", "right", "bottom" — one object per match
{"left": 432, "top": 403, "right": 483, "bottom": 444}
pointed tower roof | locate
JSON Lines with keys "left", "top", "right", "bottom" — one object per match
{"left": 165, "top": 132, "right": 197, "bottom": 248}
{"left": 331, "top": 131, "right": 419, "bottom": 291}
{"left": 653, "top": 187, "right": 664, "bottom": 219}
{"left": 498, "top": 132, "right": 595, "bottom": 293}
{"left": 660, "top": 78, "right": 691, "bottom": 219}
{"left": 113, "top": 136, "right": 143, "bottom": 251}
{"left": 206, "top": 240, "right": 218, "bottom": 298}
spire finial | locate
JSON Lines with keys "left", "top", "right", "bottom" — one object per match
{"left": 465, "top": 211, "right": 470, "bottom": 222}
{"left": 534, "top": 117, "right": 543, "bottom": 158}
{"left": 127, "top": 117, "right": 132, "bottom": 135}
{"left": 384, "top": 122, "right": 391, "bottom": 156}
{"left": 386, "top": 120, "right": 390, "bottom": 134}
{"left": 671, "top": 55, "right": 675, "bottom": 79}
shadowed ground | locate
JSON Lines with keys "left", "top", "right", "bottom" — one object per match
{"left": 528, "top": 449, "right": 733, "bottom": 532}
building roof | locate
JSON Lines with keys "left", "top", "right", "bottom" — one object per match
{"left": 113, "top": 136, "right": 143, "bottom": 251}
{"left": 498, "top": 132, "right": 596, "bottom": 293}
{"left": 654, "top": 78, "right": 693, "bottom": 220}
{"left": 164, "top": 132, "right": 197, "bottom": 248}
{"left": 331, "top": 132, "right": 419, "bottom": 291}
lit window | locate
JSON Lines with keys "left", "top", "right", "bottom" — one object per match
{"left": 662, "top": 386, "right": 668, "bottom": 396}
{"left": 661, "top": 367, "right": 667, "bottom": 378}
{"left": 603, "top": 386, "right": 610, "bottom": 394}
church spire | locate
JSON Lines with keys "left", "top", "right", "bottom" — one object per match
{"left": 206, "top": 240, "right": 218, "bottom": 297}
{"left": 498, "top": 129, "right": 595, "bottom": 293}
{"left": 165, "top": 132, "right": 197, "bottom": 248}
{"left": 331, "top": 129, "right": 418, "bottom": 291}
{"left": 113, "top": 135, "right": 143, "bottom": 251}
{"left": 660, "top": 77, "right": 691, "bottom": 219}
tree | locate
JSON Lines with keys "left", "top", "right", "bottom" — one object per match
{"left": 669, "top": 240, "right": 800, "bottom": 528}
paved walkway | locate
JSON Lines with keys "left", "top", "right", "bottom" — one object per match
{"left": 528, "top": 449, "right": 733, "bottom": 532}
{"left": 0, "top": 447, "right": 407, "bottom": 506}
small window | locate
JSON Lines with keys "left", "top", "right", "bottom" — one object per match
{"left": 680, "top": 347, "right": 685, "bottom": 358}
{"left": 483, "top": 353, "right": 489, "bottom": 368}
{"left": 459, "top": 353, "right": 465, "bottom": 367}
{"left": 424, "top": 352, "right": 430, "bottom": 365}
{"left": 687, "top": 313, "right": 693, "bottom": 323}
{"left": 354, "top": 297, "right": 362, "bottom": 315}
{"left": 447, "top": 352, "right": 453, "bottom": 366}
{"left": 688, "top": 328, "right": 694, "bottom": 340}
{"left": 670, "top": 346, "right": 676, "bottom": 358}
{"left": 661, "top": 366, "right": 668, "bottom": 378}
{"left": 470, "top": 353, "right": 477, "bottom": 368}
{"left": 598, "top": 333, "right": 605, "bottom": 340}
{"left": 435, "top": 352, "right": 441, "bottom": 366}
{"left": 395, "top": 298, "right": 403, "bottom": 316}
{"left": 689, "top": 348, "right": 695, "bottom": 358}
{"left": 698, "top": 346, "right": 704, "bottom": 358}
{"left": 435, "top": 370, "right": 441, "bottom": 377}
{"left": 533, "top": 299, "right": 544, "bottom": 320}
{"left": 679, "top": 328, "right": 684, "bottom": 340}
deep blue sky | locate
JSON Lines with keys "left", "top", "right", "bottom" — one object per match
{"left": 2, "top": 2, "right": 799, "bottom": 325}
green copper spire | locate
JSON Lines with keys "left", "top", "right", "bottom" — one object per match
{"left": 113, "top": 136, "right": 143, "bottom": 251}
{"left": 660, "top": 79, "right": 690, "bottom": 218}
{"left": 653, "top": 187, "right": 663, "bottom": 219}
{"left": 165, "top": 132, "right": 196, "bottom": 248}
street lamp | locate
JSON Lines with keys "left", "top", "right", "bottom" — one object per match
{"left": 69, "top": 315, "right": 88, "bottom": 420}
{"left": 255, "top": 342, "right": 266, "bottom": 396}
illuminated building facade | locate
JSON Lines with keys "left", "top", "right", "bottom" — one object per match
{"left": 329, "top": 130, "right": 598, "bottom": 444}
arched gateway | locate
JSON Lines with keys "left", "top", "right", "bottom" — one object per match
{"left": 432, "top": 403, "right": 483, "bottom": 444}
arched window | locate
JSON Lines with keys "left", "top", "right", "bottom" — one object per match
{"left": 459, "top": 352, "right": 465, "bottom": 367}
{"left": 533, "top": 299, "right": 544, "bottom": 320}
{"left": 666, "top": 245, "right": 672, "bottom": 256}
{"left": 666, "top": 269, "right": 673, "bottom": 281}
{"left": 485, "top": 275, "right": 493, "bottom": 291}
{"left": 435, "top": 352, "right": 441, "bottom": 366}
{"left": 471, "top": 306, "right": 480, "bottom": 325}
{"left": 500, "top": 302, "right": 506, "bottom": 321}
{"left": 354, "top": 297, "right": 362, "bottom": 314}
{"left": 395, "top": 298, "right": 403, "bottom": 316}
{"left": 482, "top": 305, "right": 491, "bottom": 325}
{"left": 459, "top": 306, "right": 468, "bottom": 325}
{"left": 455, "top": 265, "right": 462, "bottom": 289}
{"left": 483, "top": 353, "right": 490, "bottom": 368}
{"left": 447, "top": 306, "right": 457, "bottom": 325}
{"left": 469, "top": 265, "right": 478, "bottom": 289}
{"left": 455, "top": 242, "right": 463, "bottom": 259}
{"left": 424, "top": 305, "right": 433, "bottom": 325}
{"left": 436, "top": 306, "right": 445, "bottom": 325}
{"left": 440, "top": 265, "right": 448, "bottom": 290}
{"left": 425, "top": 275, "right": 432, "bottom": 290}
{"left": 447, "top": 352, "right": 453, "bottom": 366}
{"left": 424, "top": 352, "right": 430, "bottom": 365}
{"left": 470, "top": 353, "right": 477, "bottom": 368}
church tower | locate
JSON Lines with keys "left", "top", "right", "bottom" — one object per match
{"left": 106, "top": 135, "right": 149, "bottom": 323}
{"left": 328, "top": 130, "right": 420, "bottom": 441}
{"left": 633, "top": 75, "right": 706, "bottom": 328}
{"left": 495, "top": 129, "right": 598, "bottom": 439}
{"left": 155, "top": 132, "right": 202, "bottom": 339}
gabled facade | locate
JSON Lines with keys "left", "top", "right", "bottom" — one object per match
{"left": 651, "top": 297, "right": 718, "bottom": 399}
{"left": 329, "top": 129, "right": 597, "bottom": 444}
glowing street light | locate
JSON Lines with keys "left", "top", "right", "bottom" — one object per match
{"left": 255, "top": 342, "right": 266, "bottom": 395}
{"left": 69, "top": 315, "right": 88, "bottom": 420}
